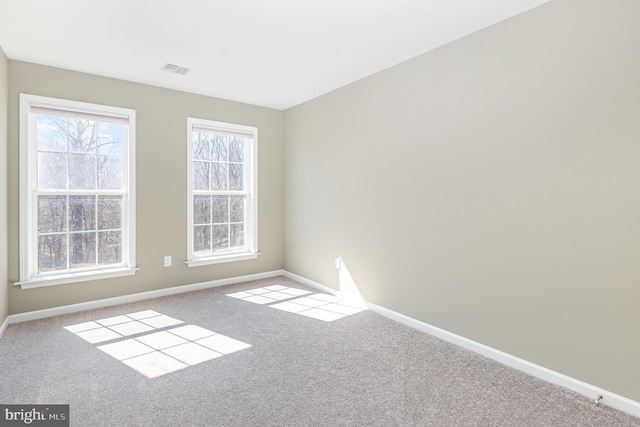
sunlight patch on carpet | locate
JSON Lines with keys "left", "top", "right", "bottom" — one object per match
{"left": 64, "top": 311, "right": 251, "bottom": 378}
{"left": 227, "top": 285, "right": 366, "bottom": 322}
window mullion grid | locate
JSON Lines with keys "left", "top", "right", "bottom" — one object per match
{"left": 206, "top": 160, "right": 212, "bottom": 254}
{"left": 95, "top": 195, "right": 99, "bottom": 268}
{"left": 188, "top": 120, "right": 255, "bottom": 262}
{"left": 93, "top": 135, "right": 99, "bottom": 268}
{"left": 193, "top": 190, "right": 246, "bottom": 196}
{"left": 22, "top": 95, "right": 135, "bottom": 283}
{"left": 28, "top": 115, "right": 38, "bottom": 278}
{"left": 244, "top": 139, "right": 249, "bottom": 251}
{"left": 227, "top": 191, "right": 231, "bottom": 252}
{"left": 64, "top": 135, "right": 70, "bottom": 273}
{"left": 38, "top": 189, "right": 124, "bottom": 196}
{"left": 65, "top": 194, "right": 70, "bottom": 272}
{"left": 121, "top": 125, "right": 130, "bottom": 267}
{"left": 208, "top": 139, "right": 214, "bottom": 254}
{"left": 94, "top": 141, "right": 98, "bottom": 192}
{"left": 242, "top": 139, "right": 249, "bottom": 252}
{"left": 94, "top": 145, "right": 99, "bottom": 268}
{"left": 225, "top": 150, "right": 231, "bottom": 252}
{"left": 209, "top": 188, "right": 218, "bottom": 252}
{"left": 31, "top": 190, "right": 38, "bottom": 277}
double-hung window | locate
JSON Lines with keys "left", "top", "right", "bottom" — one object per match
{"left": 19, "top": 94, "right": 136, "bottom": 289}
{"left": 187, "top": 118, "right": 258, "bottom": 266}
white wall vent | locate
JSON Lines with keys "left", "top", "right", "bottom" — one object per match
{"left": 161, "top": 63, "right": 191, "bottom": 76}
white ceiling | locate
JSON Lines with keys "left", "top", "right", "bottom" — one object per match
{"left": 0, "top": 0, "right": 551, "bottom": 110}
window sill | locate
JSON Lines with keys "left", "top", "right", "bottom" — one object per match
{"left": 15, "top": 267, "right": 138, "bottom": 289}
{"left": 186, "top": 252, "right": 260, "bottom": 267}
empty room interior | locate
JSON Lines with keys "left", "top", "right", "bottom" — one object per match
{"left": 1, "top": 0, "right": 640, "bottom": 425}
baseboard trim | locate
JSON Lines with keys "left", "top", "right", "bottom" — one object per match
{"left": 282, "top": 270, "right": 640, "bottom": 418}
{"left": 8, "top": 270, "right": 284, "bottom": 324}
{"left": 282, "top": 270, "right": 338, "bottom": 295}
{"left": 367, "top": 302, "right": 640, "bottom": 418}
{"left": 0, "top": 315, "right": 9, "bottom": 341}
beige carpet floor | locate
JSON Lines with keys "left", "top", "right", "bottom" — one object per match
{"left": 1, "top": 276, "right": 638, "bottom": 426}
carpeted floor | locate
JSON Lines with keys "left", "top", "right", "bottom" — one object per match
{"left": 1, "top": 276, "right": 638, "bottom": 426}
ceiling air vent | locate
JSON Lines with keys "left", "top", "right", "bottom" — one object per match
{"left": 161, "top": 63, "right": 191, "bottom": 76}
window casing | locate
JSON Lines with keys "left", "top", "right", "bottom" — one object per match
{"left": 19, "top": 94, "right": 136, "bottom": 289}
{"left": 187, "top": 118, "right": 258, "bottom": 266}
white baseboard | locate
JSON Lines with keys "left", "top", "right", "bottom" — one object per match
{"left": 283, "top": 270, "right": 640, "bottom": 419}
{"left": 7, "top": 270, "right": 284, "bottom": 324}
{"left": 366, "top": 302, "right": 640, "bottom": 418}
{"left": 0, "top": 315, "right": 9, "bottom": 341}
{"left": 282, "top": 270, "right": 338, "bottom": 295}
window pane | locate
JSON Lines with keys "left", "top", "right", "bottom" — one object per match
{"left": 192, "top": 133, "right": 211, "bottom": 160}
{"left": 230, "top": 196, "right": 244, "bottom": 223}
{"left": 229, "top": 164, "right": 243, "bottom": 190}
{"left": 38, "top": 152, "right": 68, "bottom": 189}
{"left": 97, "top": 123, "right": 124, "bottom": 155}
{"left": 97, "top": 155, "right": 123, "bottom": 190}
{"left": 230, "top": 224, "right": 244, "bottom": 250}
{"left": 212, "top": 136, "right": 228, "bottom": 162}
{"left": 38, "top": 234, "right": 67, "bottom": 272}
{"left": 98, "top": 231, "right": 122, "bottom": 265}
{"left": 69, "top": 195, "right": 96, "bottom": 231}
{"left": 69, "top": 153, "right": 96, "bottom": 189}
{"left": 212, "top": 195, "right": 229, "bottom": 224}
{"left": 67, "top": 118, "right": 98, "bottom": 153}
{"left": 98, "top": 196, "right": 122, "bottom": 230}
{"left": 229, "top": 138, "right": 244, "bottom": 163}
{"left": 212, "top": 225, "right": 229, "bottom": 251}
{"left": 38, "top": 195, "right": 67, "bottom": 233}
{"left": 70, "top": 232, "right": 96, "bottom": 269}
{"left": 193, "top": 161, "right": 210, "bottom": 190}
{"left": 194, "top": 225, "right": 211, "bottom": 254}
{"left": 25, "top": 95, "right": 135, "bottom": 280}
{"left": 211, "top": 163, "right": 228, "bottom": 190}
{"left": 194, "top": 196, "right": 211, "bottom": 225}
{"left": 36, "top": 114, "right": 67, "bottom": 152}
{"left": 187, "top": 119, "right": 255, "bottom": 262}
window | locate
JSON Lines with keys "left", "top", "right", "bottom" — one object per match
{"left": 187, "top": 118, "right": 258, "bottom": 266}
{"left": 19, "top": 94, "right": 136, "bottom": 289}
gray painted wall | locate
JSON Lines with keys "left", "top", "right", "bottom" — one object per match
{"left": 0, "top": 47, "right": 8, "bottom": 324}
{"left": 7, "top": 61, "right": 284, "bottom": 314}
{"left": 284, "top": 0, "right": 640, "bottom": 401}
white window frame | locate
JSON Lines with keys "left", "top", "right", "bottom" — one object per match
{"left": 17, "top": 94, "right": 137, "bottom": 289}
{"left": 186, "top": 117, "right": 258, "bottom": 267}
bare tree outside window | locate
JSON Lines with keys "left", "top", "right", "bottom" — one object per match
{"left": 35, "top": 113, "right": 125, "bottom": 273}
{"left": 191, "top": 132, "right": 246, "bottom": 255}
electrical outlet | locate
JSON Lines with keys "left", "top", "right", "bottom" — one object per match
{"left": 164, "top": 256, "right": 172, "bottom": 267}
{"left": 334, "top": 257, "right": 342, "bottom": 270}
